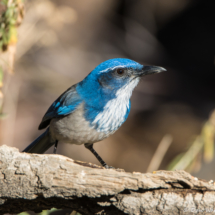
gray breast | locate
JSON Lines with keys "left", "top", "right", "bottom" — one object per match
{"left": 49, "top": 103, "right": 111, "bottom": 145}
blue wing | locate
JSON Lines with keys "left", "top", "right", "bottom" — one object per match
{"left": 39, "top": 84, "right": 82, "bottom": 129}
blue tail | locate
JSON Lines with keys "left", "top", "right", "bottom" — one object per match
{"left": 23, "top": 128, "right": 55, "bottom": 153}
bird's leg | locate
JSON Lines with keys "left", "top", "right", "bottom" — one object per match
{"left": 84, "top": 144, "right": 114, "bottom": 169}
{"left": 53, "top": 140, "right": 58, "bottom": 154}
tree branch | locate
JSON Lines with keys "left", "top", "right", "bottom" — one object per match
{"left": 0, "top": 145, "right": 215, "bottom": 215}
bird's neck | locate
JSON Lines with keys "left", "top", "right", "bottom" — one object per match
{"left": 84, "top": 78, "right": 139, "bottom": 133}
{"left": 90, "top": 91, "right": 131, "bottom": 133}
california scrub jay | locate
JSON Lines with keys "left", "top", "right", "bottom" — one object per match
{"left": 23, "top": 58, "right": 165, "bottom": 168}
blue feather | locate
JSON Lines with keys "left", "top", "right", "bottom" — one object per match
{"left": 39, "top": 84, "right": 82, "bottom": 129}
{"left": 92, "top": 58, "right": 143, "bottom": 74}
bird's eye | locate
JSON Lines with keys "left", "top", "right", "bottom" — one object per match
{"left": 116, "top": 68, "right": 125, "bottom": 75}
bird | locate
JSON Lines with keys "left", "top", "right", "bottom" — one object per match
{"left": 23, "top": 58, "right": 166, "bottom": 168}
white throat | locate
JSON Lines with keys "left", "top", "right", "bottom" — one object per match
{"left": 92, "top": 78, "right": 140, "bottom": 133}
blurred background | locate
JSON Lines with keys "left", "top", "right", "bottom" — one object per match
{"left": 1, "top": 0, "right": 215, "bottom": 182}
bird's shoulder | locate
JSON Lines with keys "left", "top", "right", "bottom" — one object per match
{"left": 38, "top": 84, "right": 82, "bottom": 130}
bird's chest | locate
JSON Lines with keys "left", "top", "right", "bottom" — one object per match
{"left": 87, "top": 96, "right": 130, "bottom": 134}
{"left": 50, "top": 103, "right": 109, "bottom": 144}
{"left": 50, "top": 97, "right": 130, "bottom": 143}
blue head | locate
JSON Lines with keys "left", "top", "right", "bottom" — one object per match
{"left": 76, "top": 58, "right": 165, "bottom": 133}
{"left": 77, "top": 58, "right": 165, "bottom": 104}
{"left": 90, "top": 58, "right": 143, "bottom": 94}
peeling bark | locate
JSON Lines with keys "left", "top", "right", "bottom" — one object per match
{"left": 0, "top": 145, "right": 215, "bottom": 215}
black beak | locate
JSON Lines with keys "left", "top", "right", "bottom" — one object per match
{"left": 135, "top": 65, "right": 166, "bottom": 77}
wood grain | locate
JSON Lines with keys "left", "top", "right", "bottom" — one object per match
{"left": 0, "top": 145, "right": 215, "bottom": 215}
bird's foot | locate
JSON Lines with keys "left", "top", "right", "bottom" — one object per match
{"left": 104, "top": 165, "right": 125, "bottom": 172}
{"left": 104, "top": 165, "right": 115, "bottom": 169}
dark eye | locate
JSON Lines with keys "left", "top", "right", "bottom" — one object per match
{"left": 116, "top": 68, "right": 125, "bottom": 75}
